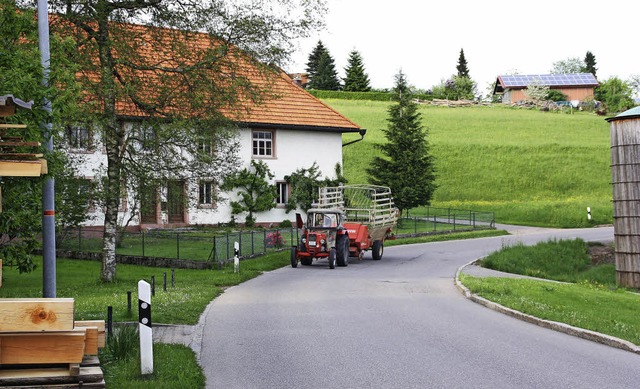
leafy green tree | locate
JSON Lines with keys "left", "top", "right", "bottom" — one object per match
{"left": 583, "top": 51, "right": 597, "bottom": 78}
{"left": 308, "top": 50, "right": 341, "bottom": 90}
{"left": 0, "top": 1, "right": 83, "bottom": 273}
{"left": 367, "top": 71, "right": 436, "bottom": 213}
{"left": 343, "top": 50, "right": 371, "bottom": 92}
{"left": 456, "top": 48, "right": 470, "bottom": 78}
{"left": 285, "top": 162, "right": 346, "bottom": 212}
{"left": 306, "top": 40, "right": 328, "bottom": 82}
{"left": 24, "top": 0, "right": 326, "bottom": 282}
{"left": 524, "top": 77, "right": 550, "bottom": 105}
{"left": 432, "top": 76, "right": 475, "bottom": 100}
{"left": 594, "top": 77, "right": 635, "bottom": 114}
{"left": 550, "top": 57, "right": 583, "bottom": 74}
{"left": 220, "top": 160, "right": 277, "bottom": 227}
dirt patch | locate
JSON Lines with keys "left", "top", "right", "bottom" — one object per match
{"left": 588, "top": 243, "right": 615, "bottom": 266}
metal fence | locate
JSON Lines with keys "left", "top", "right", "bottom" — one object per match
{"left": 398, "top": 207, "right": 495, "bottom": 236}
{"left": 58, "top": 227, "right": 300, "bottom": 263}
{"left": 58, "top": 207, "right": 493, "bottom": 263}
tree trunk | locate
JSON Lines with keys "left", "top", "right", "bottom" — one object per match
{"left": 98, "top": 8, "right": 122, "bottom": 282}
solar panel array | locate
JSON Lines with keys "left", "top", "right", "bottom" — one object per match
{"left": 500, "top": 73, "right": 597, "bottom": 87}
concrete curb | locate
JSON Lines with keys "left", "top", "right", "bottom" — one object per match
{"left": 455, "top": 259, "right": 640, "bottom": 355}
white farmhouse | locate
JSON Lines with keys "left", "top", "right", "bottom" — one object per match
{"left": 67, "top": 44, "right": 363, "bottom": 229}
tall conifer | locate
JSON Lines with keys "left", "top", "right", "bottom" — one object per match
{"left": 343, "top": 50, "right": 371, "bottom": 92}
{"left": 367, "top": 71, "right": 436, "bottom": 213}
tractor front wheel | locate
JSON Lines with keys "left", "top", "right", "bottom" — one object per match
{"left": 336, "top": 235, "right": 350, "bottom": 267}
{"left": 290, "top": 247, "right": 298, "bottom": 268}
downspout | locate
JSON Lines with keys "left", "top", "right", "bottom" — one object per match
{"left": 342, "top": 129, "right": 367, "bottom": 147}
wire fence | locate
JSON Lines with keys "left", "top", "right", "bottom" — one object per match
{"left": 57, "top": 207, "right": 494, "bottom": 264}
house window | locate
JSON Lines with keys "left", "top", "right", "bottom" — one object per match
{"left": 199, "top": 181, "right": 214, "bottom": 206}
{"left": 252, "top": 130, "right": 274, "bottom": 157}
{"left": 276, "top": 181, "right": 288, "bottom": 205}
{"left": 140, "top": 125, "right": 156, "bottom": 150}
{"left": 65, "top": 125, "right": 92, "bottom": 150}
{"left": 198, "top": 138, "right": 214, "bottom": 157}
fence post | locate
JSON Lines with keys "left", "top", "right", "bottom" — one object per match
{"left": 238, "top": 232, "right": 242, "bottom": 258}
{"left": 225, "top": 233, "right": 229, "bottom": 260}
{"left": 127, "top": 291, "right": 132, "bottom": 314}
{"left": 433, "top": 215, "right": 437, "bottom": 231}
{"left": 414, "top": 217, "right": 417, "bottom": 234}
{"left": 171, "top": 268, "right": 175, "bottom": 287}
{"left": 251, "top": 230, "right": 255, "bottom": 256}
{"left": 78, "top": 226, "right": 82, "bottom": 251}
{"left": 106, "top": 306, "right": 113, "bottom": 339}
{"left": 176, "top": 233, "right": 180, "bottom": 260}
{"left": 142, "top": 230, "right": 145, "bottom": 257}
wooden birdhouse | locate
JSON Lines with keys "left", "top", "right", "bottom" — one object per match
{"left": 0, "top": 95, "right": 47, "bottom": 178}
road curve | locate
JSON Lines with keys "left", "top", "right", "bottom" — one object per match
{"left": 199, "top": 226, "right": 640, "bottom": 388}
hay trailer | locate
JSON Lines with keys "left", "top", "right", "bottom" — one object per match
{"left": 291, "top": 185, "right": 398, "bottom": 269}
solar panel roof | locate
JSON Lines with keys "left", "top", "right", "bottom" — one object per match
{"left": 499, "top": 73, "right": 598, "bottom": 87}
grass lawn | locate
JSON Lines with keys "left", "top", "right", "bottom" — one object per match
{"left": 460, "top": 238, "right": 640, "bottom": 346}
{"left": 329, "top": 100, "right": 612, "bottom": 228}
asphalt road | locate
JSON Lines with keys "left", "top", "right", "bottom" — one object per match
{"left": 199, "top": 226, "right": 640, "bottom": 388}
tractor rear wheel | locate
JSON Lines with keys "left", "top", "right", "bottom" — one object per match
{"left": 329, "top": 248, "right": 337, "bottom": 269}
{"left": 336, "top": 235, "right": 350, "bottom": 267}
{"left": 290, "top": 247, "right": 298, "bottom": 268}
{"left": 372, "top": 240, "right": 383, "bottom": 260}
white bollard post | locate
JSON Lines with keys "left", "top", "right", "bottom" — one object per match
{"left": 234, "top": 241, "right": 240, "bottom": 273}
{"left": 138, "top": 280, "right": 153, "bottom": 375}
{"left": 587, "top": 207, "right": 592, "bottom": 220}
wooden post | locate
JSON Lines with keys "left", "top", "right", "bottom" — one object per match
{"left": 138, "top": 280, "right": 153, "bottom": 375}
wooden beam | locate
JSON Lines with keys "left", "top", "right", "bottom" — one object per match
{"left": 0, "top": 366, "right": 104, "bottom": 386}
{"left": 0, "top": 123, "right": 27, "bottom": 129}
{"left": 0, "top": 298, "right": 75, "bottom": 332}
{"left": 74, "top": 320, "right": 106, "bottom": 349}
{"left": 0, "top": 330, "right": 87, "bottom": 364}
{"left": 0, "top": 160, "right": 44, "bottom": 176}
{"left": 0, "top": 141, "right": 41, "bottom": 147}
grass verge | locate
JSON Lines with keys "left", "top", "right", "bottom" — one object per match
{"left": 461, "top": 238, "right": 640, "bottom": 346}
{"left": 459, "top": 275, "right": 640, "bottom": 346}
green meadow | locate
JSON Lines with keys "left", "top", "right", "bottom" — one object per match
{"left": 329, "top": 100, "right": 613, "bottom": 228}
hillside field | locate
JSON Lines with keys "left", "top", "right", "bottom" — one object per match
{"left": 326, "top": 99, "right": 613, "bottom": 228}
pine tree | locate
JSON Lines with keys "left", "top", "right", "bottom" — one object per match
{"left": 456, "top": 48, "right": 470, "bottom": 78}
{"left": 366, "top": 71, "right": 436, "bottom": 213}
{"left": 343, "top": 50, "right": 371, "bottom": 92}
{"left": 308, "top": 50, "right": 341, "bottom": 90}
{"left": 584, "top": 51, "right": 598, "bottom": 78}
{"left": 305, "top": 40, "right": 327, "bottom": 81}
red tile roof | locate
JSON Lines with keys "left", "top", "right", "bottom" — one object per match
{"left": 61, "top": 18, "right": 360, "bottom": 133}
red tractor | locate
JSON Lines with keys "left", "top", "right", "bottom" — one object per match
{"left": 291, "top": 185, "right": 398, "bottom": 269}
{"left": 291, "top": 208, "right": 350, "bottom": 269}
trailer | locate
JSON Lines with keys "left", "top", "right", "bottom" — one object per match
{"left": 291, "top": 185, "right": 398, "bottom": 268}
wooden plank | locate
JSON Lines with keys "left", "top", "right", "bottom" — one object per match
{"left": 40, "top": 158, "right": 48, "bottom": 174}
{"left": 0, "top": 141, "right": 41, "bottom": 147}
{"left": 0, "top": 153, "right": 44, "bottom": 158}
{"left": 0, "top": 124, "right": 26, "bottom": 129}
{"left": 0, "top": 298, "right": 75, "bottom": 332}
{"left": 0, "top": 160, "right": 43, "bottom": 177}
{"left": 74, "top": 321, "right": 106, "bottom": 348}
{"left": 0, "top": 331, "right": 86, "bottom": 364}
{"left": 0, "top": 366, "right": 104, "bottom": 386}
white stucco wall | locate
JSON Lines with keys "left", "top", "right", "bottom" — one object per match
{"left": 77, "top": 124, "right": 345, "bottom": 227}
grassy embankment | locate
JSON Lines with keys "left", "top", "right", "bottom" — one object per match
{"left": 328, "top": 100, "right": 612, "bottom": 228}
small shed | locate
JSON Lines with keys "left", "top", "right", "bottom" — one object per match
{"left": 607, "top": 106, "right": 640, "bottom": 288}
{"left": 493, "top": 73, "right": 598, "bottom": 104}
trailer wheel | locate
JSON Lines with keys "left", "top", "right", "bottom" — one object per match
{"left": 336, "top": 235, "right": 350, "bottom": 267}
{"left": 329, "top": 248, "right": 337, "bottom": 269}
{"left": 372, "top": 240, "right": 383, "bottom": 260}
{"left": 290, "top": 247, "right": 298, "bottom": 268}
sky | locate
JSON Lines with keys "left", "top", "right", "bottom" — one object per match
{"left": 288, "top": 0, "right": 639, "bottom": 96}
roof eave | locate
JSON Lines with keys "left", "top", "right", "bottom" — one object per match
{"left": 240, "top": 121, "right": 362, "bottom": 134}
